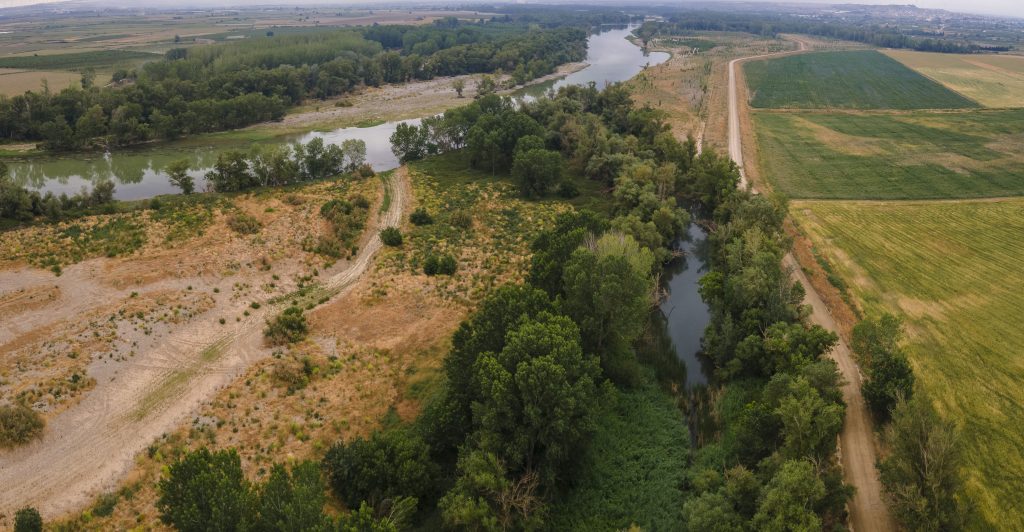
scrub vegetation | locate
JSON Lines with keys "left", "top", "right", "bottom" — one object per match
{"left": 744, "top": 50, "right": 979, "bottom": 109}
{"left": 791, "top": 198, "right": 1024, "bottom": 529}
{"left": 754, "top": 109, "right": 1024, "bottom": 199}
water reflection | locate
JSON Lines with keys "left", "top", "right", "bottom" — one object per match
{"left": 657, "top": 223, "right": 713, "bottom": 389}
{"left": 5, "top": 24, "right": 668, "bottom": 201}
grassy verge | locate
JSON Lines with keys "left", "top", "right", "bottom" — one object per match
{"left": 791, "top": 198, "right": 1024, "bottom": 529}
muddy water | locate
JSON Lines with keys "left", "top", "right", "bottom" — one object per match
{"left": 656, "top": 223, "right": 713, "bottom": 389}
{"left": 5, "top": 25, "right": 668, "bottom": 200}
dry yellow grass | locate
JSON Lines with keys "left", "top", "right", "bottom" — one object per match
{"left": 0, "top": 68, "right": 80, "bottom": 95}
{"left": 791, "top": 198, "right": 1024, "bottom": 529}
{"left": 885, "top": 50, "right": 1024, "bottom": 108}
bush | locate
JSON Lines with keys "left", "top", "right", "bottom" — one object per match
{"left": 424, "top": 254, "right": 457, "bottom": 276}
{"left": 557, "top": 180, "right": 580, "bottom": 198}
{"left": 322, "top": 430, "right": 439, "bottom": 509}
{"left": 227, "top": 213, "right": 262, "bottom": 235}
{"left": 356, "top": 164, "right": 376, "bottom": 178}
{"left": 410, "top": 208, "right": 433, "bottom": 226}
{"left": 14, "top": 507, "right": 42, "bottom": 532}
{"left": 0, "top": 404, "right": 45, "bottom": 448}
{"left": 449, "top": 210, "right": 473, "bottom": 229}
{"left": 264, "top": 306, "right": 308, "bottom": 345}
{"left": 380, "top": 227, "right": 403, "bottom": 246}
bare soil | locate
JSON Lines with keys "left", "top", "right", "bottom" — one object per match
{"left": 0, "top": 172, "right": 403, "bottom": 520}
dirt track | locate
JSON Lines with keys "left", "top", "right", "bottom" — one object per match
{"left": 0, "top": 170, "right": 408, "bottom": 519}
{"left": 728, "top": 38, "right": 896, "bottom": 532}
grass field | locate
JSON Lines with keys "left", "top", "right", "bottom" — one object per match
{"left": 791, "top": 198, "right": 1024, "bottom": 530}
{"left": 885, "top": 50, "right": 1024, "bottom": 108}
{"left": 753, "top": 109, "right": 1024, "bottom": 199}
{"left": 744, "top": 50, "right": 979, "bottom": 109}
{"left": 0, "top": 68, "right": 80, "bottom": 96}
{"left": 0, "top": 50, "right": 157, "bottom": 71}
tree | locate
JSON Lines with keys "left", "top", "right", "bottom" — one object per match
{"left": 389, "top": 122, "right": 429, "bottom": 163}
{"left": 340, "top": 138, "right": 367, "bottom": 172}
{"left": 14, "top": 507, "right": 42, "bottom": 532}
{"left": 561, "top": 232, "right": 655, "bottom": 383}
{"left": 439, "top": 450, "right": 546, "bottom": 531}
{"left": 74, "top": 104, "right": 107, "bottom": 146}
{"left": 879, "top": 394, "right": 966, "bottom": 531}
{"left": 682, "top": 492, "right": 744, "bottom": 532}
{"left": 322, "top": 430, "right": 439, "bottom": 509}
{"left": 851, "top": 313, "right": 904, "bottom": 368}
{"left": 511, "top": 148, "right": 562, "bottom": 198}
{"left": 527, "top": 209, "right": 607, "bottom": 297}
{"left": 452, "top": 78, "right": 466, "bottom": 97}
{"left": 476, "top": 75, "right": 496, "bottom": 97}
{"left": 166, "top": 159, "right": 195, "bottom": 194}
{"left": 254, "top": 461, "right": 330, "bottom": 532}
{"left": 157, "top": 448, "right": 253, "bottom": 532}
{"left": 205, "top": 151, "right": 255, "bottom": 192}
{"left": 752, "top": 460, "right": 825, "bottom": 532}
{"left": 774, "top": 376, "right": 844, "bottom": 462}
{"left": 470, "top": 312, "right": 601, "bottom": 486}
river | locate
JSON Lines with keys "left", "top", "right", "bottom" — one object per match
{"left": 5, "top": 25, "right": 668, "bottom": 201}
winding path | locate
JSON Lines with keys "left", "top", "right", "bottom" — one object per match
{"left": 727, "top": 39, "right": 896, "bottom": 532}
{"left": 0, "top": 169, "right": 408, "bottom": 519}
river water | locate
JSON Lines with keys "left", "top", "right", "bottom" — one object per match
{"left": 657, "top": 223, "right": 713, "bottom": 389}
{"left": 5, "top": 25, "right": 668, "bottom": 201}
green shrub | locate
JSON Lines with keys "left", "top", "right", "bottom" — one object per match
{"left": 380, "top": 227, "right": 403, "bottom": 246}
{"left": 557, "top": 180, "right": 580, "bottom": 198}
{"left": 356, "top": 164, "right": 376, "bottom": 178}
{"left": 322, "top": 430, "right": 439, "bottom": 509}
{"left": 92, "top": 492, "right": 119, "bottom": 517}
{"left": 0, "top": 404, "right": 45, "bottom": 448}
{"left": 227, "top": 213, "right": 262, "bottom": 235}
{"left": 264, "top": 306, "right": 308, "bottom": 345}
{"left": 424, "top": 254, "right": 458, "bottom": 276}
{"left": 410, "top": 208, "right": 433, "bottom": 225}
{"left": 14, "top": 507, "right": 42, "bottom": 532}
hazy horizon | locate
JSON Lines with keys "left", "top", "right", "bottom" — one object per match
{"left": 0, "top": 0, "right": 1019, "bottom": 20}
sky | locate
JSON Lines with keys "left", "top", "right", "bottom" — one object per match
{"left": 0, "top": 0, "right": 1020, "bottom": 19}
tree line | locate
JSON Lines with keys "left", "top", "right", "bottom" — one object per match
{"left": 0, "top": 20, "right": 586, "bottom": 151}
{"left": 639, "top": 16, "right": 1006, "bottom": 53}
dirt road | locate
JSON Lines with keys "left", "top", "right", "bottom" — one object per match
{"left": 0, "top": 170, "right": 408, "bottom": 519}
{"left": 727, "top": 39, "right": 896, "bottom": 532}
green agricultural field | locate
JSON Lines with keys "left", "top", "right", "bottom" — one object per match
{"left": 791, "top": 198, "right": 1024, "bottom": 530}
{"left": 754, "top": 109, "right": 1024, "bottom": 199}
{"left": 885, "top": 50, "right": 1024, "bottom": 108}
{"left": 0, "top": 50, "right": 158, "bottom": 71}
{"left": 744, "top": 50, "right": 979, "bottom": 109}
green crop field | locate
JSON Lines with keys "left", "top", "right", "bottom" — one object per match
{"left": 753, "top": 109, "right": 1024, "bottom": 199}
{"left": 744, "top": 50, "right": 979, "bottom": 109}
{"left": 0, "top": 50, "right": 158, "bottom": 71}
{"left": 791, "top": 198, "right": 1024, "bottom": 530}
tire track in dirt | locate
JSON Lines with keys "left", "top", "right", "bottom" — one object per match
{"left": 0, "top": 169, "right": 408, "bottom": 519}
{"left": 727, "top": 37, "right": 896, "bottom": 532}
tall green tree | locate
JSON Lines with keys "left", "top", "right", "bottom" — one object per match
{"left": 470, "top": 312, "right": 601, "bottom": 486}
{"left": 879, "top": 394, "right": 966, "bottom": 531}
{"left": 157, "top": 448, "right": 254, "bottom": 532}
{"left": 511, "top": 148, "right": 562, "bottom": 198}
{"left": 752, "top": 460, "right": 826, "bottom": 532}
{"left": 561, "top": 232, "right": 654, "bottom": 383}
{"left": 254, "top": 461, "right": 330, "bottom": 532}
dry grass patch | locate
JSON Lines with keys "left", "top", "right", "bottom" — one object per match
{"left": 885, "top": 50, "right": 1024, "bottom": 108}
